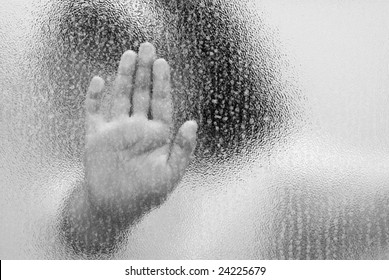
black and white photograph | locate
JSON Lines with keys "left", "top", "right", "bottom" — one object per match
{"left": 1, "top": 0, "right": 389, "bottom": 270}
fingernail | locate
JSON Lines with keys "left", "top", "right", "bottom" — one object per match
{"left": 139, "top": 42, "right": 156, "bottom": 63}
{"left": 89, "top": 76, "right": 104, "bottom": 94}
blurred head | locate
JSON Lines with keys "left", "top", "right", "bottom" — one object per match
{"left": 39, "top": 0, "right": 297, "bottom": 164}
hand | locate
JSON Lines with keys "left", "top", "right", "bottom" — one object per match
{"left": 84, "top": 42, "right": 197, "bottom": 211}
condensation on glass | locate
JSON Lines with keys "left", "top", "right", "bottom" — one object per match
{"left": 0, "top": 0, "right": 388, "bottom": 259}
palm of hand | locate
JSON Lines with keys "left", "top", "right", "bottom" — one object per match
{"left": 84, "top": 43, "right": 197, "bottom": 208}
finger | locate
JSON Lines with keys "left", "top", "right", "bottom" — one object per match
{"left": 132, "top": 42, "right": 156, "bottom": 116}
{"left": 86, "top": 76, "right": 105, "bottom": 133}
{"left": 86, "top": 76, "right": 104, "bottom": 114}
{"left": 152, "top": 58, "right": 172, "bottom": 126}
{"left": 110, "top": 50, "right": 137, "bottom": 119}
{"left": 168, "top": 121, "right": 198, "bottom": 178}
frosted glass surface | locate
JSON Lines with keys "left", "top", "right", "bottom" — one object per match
{"left": 1, "top": 0, "right": 389, "bottom": 259}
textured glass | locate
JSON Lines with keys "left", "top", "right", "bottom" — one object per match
{"left": 0, "top": 0, "right": 388, "bottom": 259}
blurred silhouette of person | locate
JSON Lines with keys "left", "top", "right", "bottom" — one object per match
{"left": 55, "top": 0, "right": 292, "bottom": 257}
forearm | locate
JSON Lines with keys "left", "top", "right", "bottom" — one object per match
{"left": 60, "top": 181, "right": 166, "bottom": 257}
{"left": 61, "top": 182, "right": 129, "bottom": 257}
